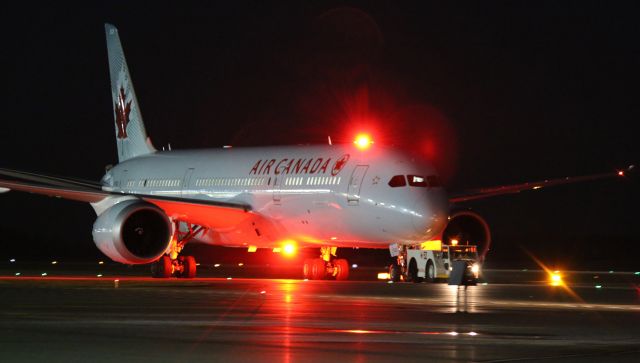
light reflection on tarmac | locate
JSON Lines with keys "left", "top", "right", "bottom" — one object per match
{"left": 0, "top": 272, "right": 639, "bottom": 362}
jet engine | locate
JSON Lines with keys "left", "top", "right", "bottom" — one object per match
{"left": 442, "top": 210, "right": 491, "bottom": 261}
{"left": 92, "top": 199, "right": 172, "bottom": 264}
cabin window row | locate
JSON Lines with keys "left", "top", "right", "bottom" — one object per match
{"left": 284, "top": 176, "right": 341, "bottom": 186}
{"left": 195, "top": 177, "right": 267, "bottom": 187}
{"left": 132, "top": 179, "right": 182, "bottom": 188}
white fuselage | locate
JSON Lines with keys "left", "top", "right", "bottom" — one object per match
{"left": 102, "top": 144, "right": 450, "bottom": 249}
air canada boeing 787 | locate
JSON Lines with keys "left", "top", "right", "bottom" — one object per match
{"left": 0, "top": 24, "right": 630, "bottom": 280}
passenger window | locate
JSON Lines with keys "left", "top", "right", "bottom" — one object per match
{"left": 427, "top": 175, "right": 442, "bottom": 188}
{"left": 407, "top": 175, "right": 427, "bottom": 187}
{"left": 388, "top": 175, "right": 407, "bottom": 187}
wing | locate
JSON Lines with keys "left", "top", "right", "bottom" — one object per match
{"left": 0, "top": 169, "right": 253, "bottom": 229}
{"left": 449, "top": 165, "right": 634, "bottom": 204}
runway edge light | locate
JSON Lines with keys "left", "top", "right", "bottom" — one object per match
{"left": 378, "top": 272, "right": 390, "bottom": 280}
{"left": 549, "top": 270, "right": 563, "bottom": 286}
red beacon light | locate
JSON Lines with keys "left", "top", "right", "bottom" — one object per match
{"left": 354, "top": 134, "right": 373, "bottom": 150}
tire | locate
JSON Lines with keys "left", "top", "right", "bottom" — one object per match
{"left": 408, "top": 258, "right": 421, "bottom": 283}
{"left": 389, "top": 261, "right": 401, "bottom": 282}
{"left": 152, "top": 255, "right": 172, "bottom": 278}
{"left": 310, "top": 258, "right": 326, "bottom": 280}
{"left": 181, "top": 255, "right": 196, "bottom": 278}
{"left": 334, "top": 259, "right": 349, "bottom": 281}
{"left": 302, "top": 259, "right": 312, "bottom": 279}
{"left": 425, "top": 260, "right": 435, "bottom": 283}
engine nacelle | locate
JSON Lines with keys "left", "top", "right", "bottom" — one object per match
{"left": 92, "top": 200, "right": 172, "bottom": 264}
{"left": 442, "top": 210, "right": 491, "bottom": 261}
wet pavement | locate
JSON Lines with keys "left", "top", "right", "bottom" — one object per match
{"left": 0, "top": 268, "right": 639, "bottom": 362}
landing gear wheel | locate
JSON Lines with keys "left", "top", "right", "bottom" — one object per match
{"left": 425, "top": 260, "right": 435, "bottom": 283}
{"left": 389, "top": 261, "right": 401, "bottom": 282}
{"left": 181, "top": 255, "right": 197, "bottom": 278}
{"left": 152, "top": 255, "right": 172, "bottom": 278}
{"left": 302, "top": 259, "right": 312, "bottom": 279}
{"left": 310, "top": 258, "right": 326, "bottom": 280}
{"left": 334, "top": 259, "right": 349, "bottom": 281}
{"left": 408, "top": 258, "right": 421, "bottom": 283}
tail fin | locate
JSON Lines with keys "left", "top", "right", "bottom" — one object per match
{"left": 105, "top": 23, "right": 155, "bottom": 162}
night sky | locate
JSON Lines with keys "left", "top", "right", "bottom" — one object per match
{"left": 0, "top": 2, "right": 637, "bottom": 269}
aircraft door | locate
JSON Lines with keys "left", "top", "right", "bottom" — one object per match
{"left": 272, "top": 176, "right": 282, "bottom": 204}
{"left": 181, "top": 168, "right": 195, "bottom": 197}
{"left": 347, "top": 165, "right": 369, "bottom": 205}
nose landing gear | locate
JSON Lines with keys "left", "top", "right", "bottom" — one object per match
{"left": 303, "top": 246, "right": 350, "bottom": 280}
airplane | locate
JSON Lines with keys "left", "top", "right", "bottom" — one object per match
{"left": 0, "top": 24, "right": 631, "bottom": 280}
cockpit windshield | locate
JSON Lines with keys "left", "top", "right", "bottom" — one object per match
{"left": 407, "top": 175, "right": 427, "bottom": 187}
{"left": 388, "top": 174, "right": 442, "bottom": 188}
{"left": 388, "top": 175, "right": 407, "bottom": 187}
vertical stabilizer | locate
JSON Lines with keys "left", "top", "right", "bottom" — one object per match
{"left": 105, "top": 23, "right": 155, "bottom": 162}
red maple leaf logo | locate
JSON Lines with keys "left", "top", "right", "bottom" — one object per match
{"left": 332, "top": 154, "right": 350, "bottom": 176}
{"left": 114, "top": 86, "right": 132, "bottom": 139}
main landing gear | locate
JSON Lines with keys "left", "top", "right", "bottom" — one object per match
{"left": 151, "top": 223, "right": 206, "bottom": 279}
{"left": 151, "top": 255, "right": 197, "bottom": 278}
{"left": 302, "top": 246, "right": 350, "bottom": 281}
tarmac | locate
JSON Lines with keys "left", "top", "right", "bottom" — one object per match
{"left": 0, "top": 263, "right": 639, "bottom": 362}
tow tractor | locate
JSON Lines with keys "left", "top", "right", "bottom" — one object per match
{"left": 388, "top": 240, "right": 481, "bottom": 283}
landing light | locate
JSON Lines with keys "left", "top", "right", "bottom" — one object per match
{"left": 450, "top": 239, "right": 459, "bottom": 246}
{"left": 283, "top": 242, "right": 296, "bottom": 257}
{"left": 354, "top": 134, "right": 373, "bottom": 150}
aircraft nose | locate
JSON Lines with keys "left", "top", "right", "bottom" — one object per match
{"left": 412, "top": 193, "right": 447, "bottom": 238}
{"left": 411, "top": 197, "right": 430, "bottom": 234}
